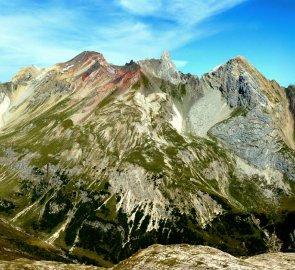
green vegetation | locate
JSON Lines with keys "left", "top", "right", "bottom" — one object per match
{"left": 0, "top": 199, "right": 15, "bottom": 213}
{"left": 160, "top": 80, "right": 187, "bottom": 101}
{"left": 62, "top": 119, "right": 74, "bottom": 128}
{"left": 96, "top": 87, "right": 119, "bottom": 111}
{"left": 132, "top": 81, "right": 141, "bottom": 90}
{"left": 0, "top": 220, "right": 70, "bottom": 262}
{"left": 229, "top": 106, "right": 247, "bottom": 118}
{"left": 0, "top": 69, "right": 295, "bottom": 268}
{"left": 141, "top": 73, "right": 150, "bottom": 88}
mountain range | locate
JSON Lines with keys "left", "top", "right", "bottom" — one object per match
{"left": 0, "top": 51, "right": 295, "bottom": 268}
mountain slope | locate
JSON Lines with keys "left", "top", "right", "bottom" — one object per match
{"left": 0, "top": 51, "right": 294, "bottom": 266}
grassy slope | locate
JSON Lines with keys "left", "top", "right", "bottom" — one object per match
{"left": 0, "top": 76, "right": 295, "bottom": 266}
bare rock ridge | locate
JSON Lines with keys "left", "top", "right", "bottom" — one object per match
{"left": 1, "top": 244, "right": 295, "bottom": 269}
{"left": 112, "top": 244, "right": 295, "bottom": 270}
{"left": 0, "top": 51, "right": 295, "bottom": 268}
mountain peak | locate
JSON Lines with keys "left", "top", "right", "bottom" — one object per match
{"left": 228, "top": 55, "right": 251, "bottom": 67}
{"left": 234, "top": 55, "right": 247, "bottom": 61}
{"left": 64, "top": 51, "right": 108, "bottom": 67}
{"left": 207, "top": 55, "right": 251, "bottom": 74}
{"left": 160, "top": 50, "right": 176, "bottom": 71}
{"left": 161, "top": 51, "right": 172, "bottom": 62}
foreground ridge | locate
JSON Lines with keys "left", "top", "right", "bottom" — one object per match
{"left": 1, "top": 244, "right": 295, "bottom": 270}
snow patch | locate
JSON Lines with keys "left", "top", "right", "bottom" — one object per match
{"left": 62, "top": 64, "right": 74, "bottom": 72}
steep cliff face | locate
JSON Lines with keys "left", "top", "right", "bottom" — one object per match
{"left": 201, "top": 57, "right": 295, "bottom": 181}
{"left": 0, "top": 51, "right": 294, "bottom": 267}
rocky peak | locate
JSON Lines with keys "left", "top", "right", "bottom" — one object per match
{"left": 67, "top": 51, "right": 104, "bottom": 63}
{"left": 202, "top": 55, "right": 273, "bottom": 109}
{"left": 160, "top": 50, "right": 177, "bottom": 72}
{"left": 206, "top": 55, "right": 251, "bottom": 75}
{"left": 161, "top": 51, "right": 172, "bottom": 61}
{"left": 231, "top": 55, "right": 249, "bottom": 64}
{"left": 61, "top": 51, "right": 109, "bottom": 73}
{"left": 137, "top": 51, "right": 183, "bottom": 84}
{"left": 11, "top": 65, "right": 39, "bottom": 84}
{"left": 225, "top": 55, "right": 255, "bottom": 74}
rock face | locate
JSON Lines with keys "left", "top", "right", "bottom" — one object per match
{"left": 203, "top": 57, "right": 295, "bottom": 180}
{"left": 137, "top": 51, "right": 186, "bottom": 84}
{"left": 113, "top": 244, "right": 295, "bottom": 270}
{"left": 0, "top": 51, "right": 295, "bottom": 267}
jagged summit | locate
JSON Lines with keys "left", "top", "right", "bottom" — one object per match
{"left": 137, "top": 51, "right": 182, "bottom": 84}
{"left": 161, "top": 50, "right": 172, "bottom": 61}
{"left": 160, "top": 50, "right": 176, "bottom": 68}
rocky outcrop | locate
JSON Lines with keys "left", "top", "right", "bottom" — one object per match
{"left": 202, "top": 56, "right": 269, "bottom": 108}
{"left": 137, "top": 51, "right": 185, "bottom": 84}
{"left": 113, "top": 244, "right": 295, "bottom": 270}
{"left": 210, "top": 107, "right": 295, "bottom": 179}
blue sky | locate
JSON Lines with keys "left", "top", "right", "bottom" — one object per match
{"left": 0, "top": 0, "right": 294, "bottom": 86}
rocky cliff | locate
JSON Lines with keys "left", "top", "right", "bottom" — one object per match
{"left": 0, "top": 51, "right": 294, "bottom": 267}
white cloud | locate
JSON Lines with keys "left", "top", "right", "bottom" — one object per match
{"left": 168, "top": 0, "right": 246, "bottom": 26}
{"left": 174, "top": 60, "right": 188, "bottom": 68}
{"left": 0, "top": 0, "right": 246, "bottom": 82}
{"left": 88, "top": 20, "right": 196, "bottom": 62}
{"left": 117, "top": 0, "right": 246, "bottom": 26}
{"left": 118, "top": 0, "right": 162, "bottom": 15}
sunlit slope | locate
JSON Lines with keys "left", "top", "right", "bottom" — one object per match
{"left": 0, "top": 52, "right": 294, "bottom": 266}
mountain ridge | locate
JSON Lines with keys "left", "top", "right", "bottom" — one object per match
{"left": 0, "top": 51, "right": 295, "bottom": 267}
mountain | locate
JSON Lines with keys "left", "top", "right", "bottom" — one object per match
{"left": 0, "top": 51, "right": 295, "bottom": 267}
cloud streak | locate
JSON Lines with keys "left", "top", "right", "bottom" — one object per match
{"left": 0, "top": 0, "right": 246, "bottom": 82}
{"left": 118, "top": 0, "right": 246, "bottom": 25}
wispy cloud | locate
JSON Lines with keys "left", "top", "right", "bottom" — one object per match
{"left": 117, "top": 0, "right": 246, "bottom": 25}
{"left": 0, "top": 0, "right": 246, "bottom": 82}
{"left": 118, "top": 0, "right": 162, "bottom": 15}
{"left": 174, "top": 60, "right": 188, "bottom": 68}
